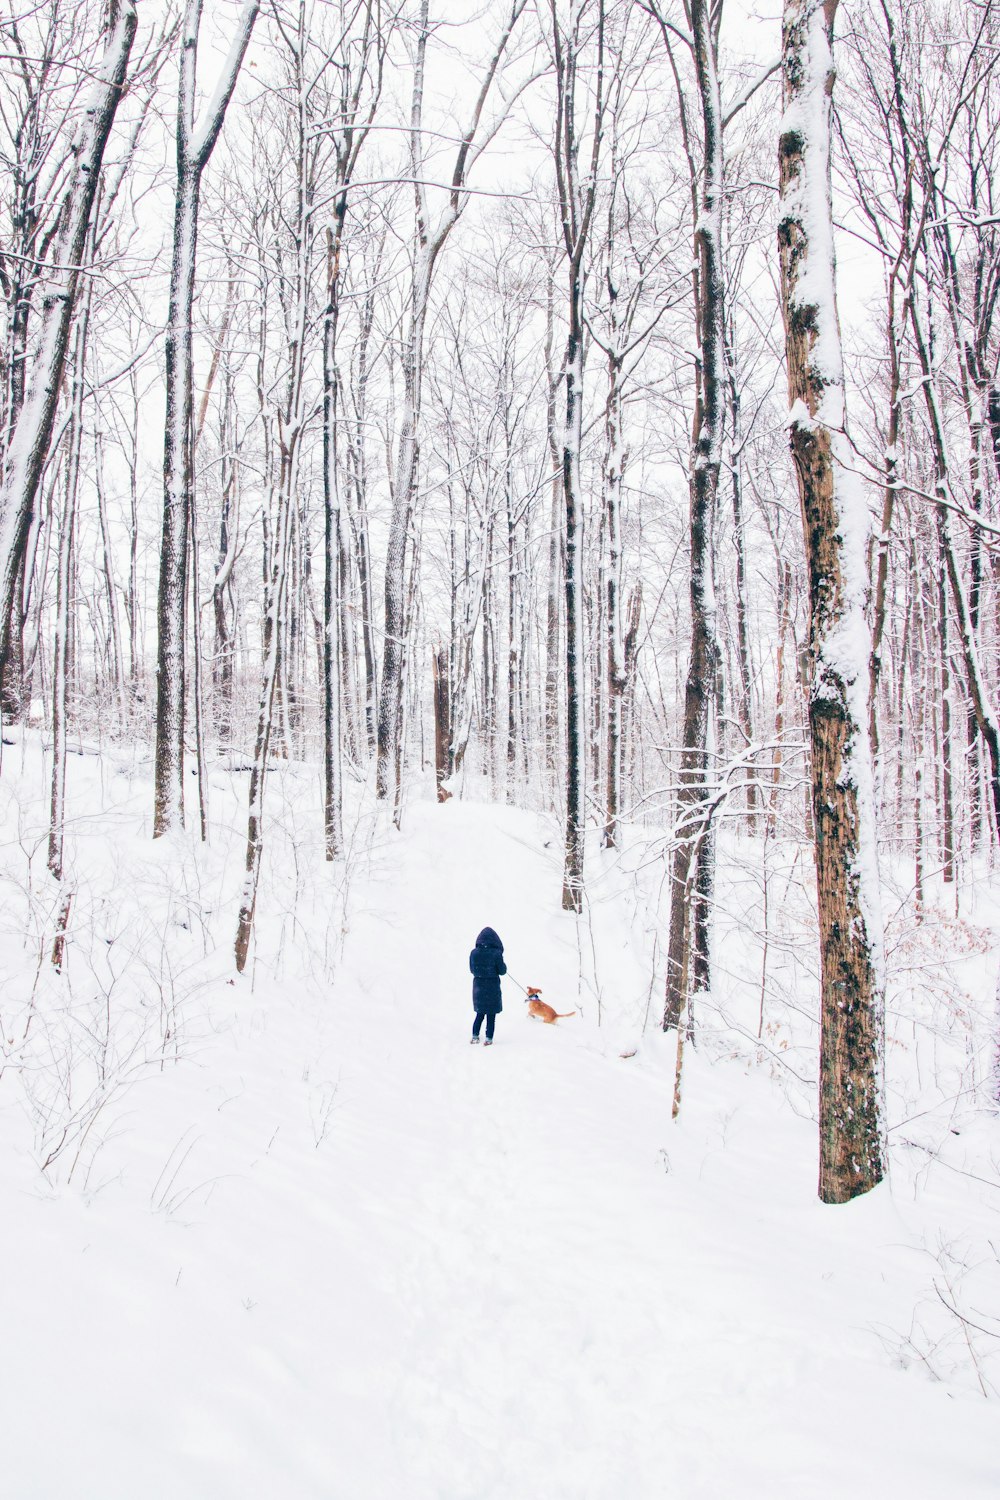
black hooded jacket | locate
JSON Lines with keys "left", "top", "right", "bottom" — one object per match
{"left": 469, "top": 927, "right": 506, "bottom": 1014}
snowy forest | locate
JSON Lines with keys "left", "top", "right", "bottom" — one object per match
{"left": 2, "top": 0, "right": 999, "bottom": 1494}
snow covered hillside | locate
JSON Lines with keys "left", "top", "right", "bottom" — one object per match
{"left": 1, "top": 732, "right": 998, "bottom": 1498}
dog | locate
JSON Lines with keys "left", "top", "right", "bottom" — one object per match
{"left": 524, "top": 986, "right": 575, "bottom": 1024}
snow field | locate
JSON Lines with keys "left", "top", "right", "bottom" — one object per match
{"left": 1, "top": 735, "right": 998, "bottom": 1497}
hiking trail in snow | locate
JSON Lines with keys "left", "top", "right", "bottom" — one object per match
{"left": 2, "top": 787, "right": 996, "bottom": 1498}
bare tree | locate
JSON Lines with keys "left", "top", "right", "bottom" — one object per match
{"left": 546, "top": 0, "right": 606, "bottom": 912}
{"left": 778, "top": 0, "right": 885, "bottom": 1203}
{"left": 320, "top": 0, "right": 389, "bottom": 858}
{"left": 375, "top": 0, "right": 528, "bottom": 817}
{"left": 645, "top": 0, "right": 726, "bottom": 1031}
{"left": 0, "top": 0, "right": 138, "bottom": 733}
{"left": 153, "top": 0, "right": 259, "bottom": 836}
{"left": 584, "top": 14, "right": 671, "bottom": 850}
{"left": 849, "top": 0, "right": 1000, "bottom": 860}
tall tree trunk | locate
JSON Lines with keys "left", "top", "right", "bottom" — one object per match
{"left": 234, "top": 471, "right": 294, "bottom": 974}
{"left": 212, "top": 386, "right": 239, "bottom": 746}
{"left": 94, "top": 431, "right": 127, "bottom": 728}
{"left": 936, "top": 537, "right": 956, "bottom": 885}
{"left": 48, "top": 329, "right": 85, "bottom": 884}
{"left": 544, "top": 277, "right": 563, "bottom": 788}
{"left": 2, "top": 558, "right": 27, "bottom": 722}
{"left": 0, "top": 0, "right": 137, "bottom": 732}
{"left": 560, "top": 312, "right": 587, "bottom": 911}
{"left": 348, "top": 281, "right": 379, "bottom": 757}
{"left": 153, "top": 0, "right": 259, "bottom": 835}
{"left": 377, "top": 245, "right": 428, "bottom": 803}
{"left": 323, "top": 216, "right": 347, "bottom": 859}
{"left": 908, "top": 291, "right": 1000, "bottom": 853}
{"left": 126, "top": 371, "right": 142, "bottom": 703}
{"left": 726, "top": 327, "right": 756, "bottom": 828}
{"left": 910, "top": 540, "right": 927, "bottom": 919}
{"left": 603, "top": 352, "right": 627, "bottom": 848}
{"left": 778, "top": 0, "right": 885, "bottom": 1204}
{"left": 190, "top": 496, "right": 209, "bottom": 841}
{"left": 769, "top": 559, "right": 793, "bottom": 831}
{"left": 867, "top": 5, "right": 914, "bottom": 767}
{"left": 374, "top": 14, "right": 430, "bottom": 804}
{"left": 664, "top": 0, "right": 724, "bottom": 1030}
{"left": 49, "top": 459, "right": 76, "bottom": 972}
{"left": 155, "top": 162, "right": 198, "bottom": 834}
{"left": 549, "top": 0, "right": 605, "bottom": 913}
{"left": 506, "top": 455, "right": 519, "bottom": 799}
{"left": 433, "top": 646, "right": 451, "bottom": 800}
{"left": 318, "top": 0, "right": 385, "bottom": 835}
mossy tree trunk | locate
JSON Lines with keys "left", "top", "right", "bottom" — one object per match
{"left": 778, "top": 0, "right": 885, "bottom": 1204}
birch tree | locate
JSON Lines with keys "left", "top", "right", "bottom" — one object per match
{"left": 778, "top": 0, "right": 885, "bottom": 1203}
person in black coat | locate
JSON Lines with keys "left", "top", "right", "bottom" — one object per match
{"left": 469, "top": 926, "right": 506, "bottom": 1045}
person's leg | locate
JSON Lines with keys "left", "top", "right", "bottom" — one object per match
{"left": 472, "top": 1011, "right": 484, "bottom": 1039}
{"left": 485, "top": 1011, "right": 495, "bottom": 1042}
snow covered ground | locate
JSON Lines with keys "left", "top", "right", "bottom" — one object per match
{"left": 1, "top": 732, "right": 998, "bottom": 1498}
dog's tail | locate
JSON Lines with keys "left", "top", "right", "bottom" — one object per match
{"left": 554, "top": 1010, "right": 576, "bottom": 1019}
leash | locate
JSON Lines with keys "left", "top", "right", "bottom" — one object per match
{"left": 505, "top": 972, "right": 530, "bottom": 996}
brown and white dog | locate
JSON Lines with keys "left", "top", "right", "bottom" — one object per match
{"left": 524, "top": 986, "right": 575, "bottom": 1024}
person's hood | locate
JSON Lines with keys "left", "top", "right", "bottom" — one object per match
{"left": 475, "top": 927, "right": 503, "bottom": 950}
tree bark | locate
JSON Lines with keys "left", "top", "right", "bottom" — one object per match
{"left": 0, "top": 0, "right": 137, "bottom": 731}
{"left": 48, "top": 326, "right": 85, "bottom": 884}
{"left": 778, "top": 0, "right": 885, "bottom": 1204}
{"left": 726, "top": 318, "right": 756, "bottom": 827}
{"left": 234, "top": 469, "right": 294, "bottom": 974}
{"left": 433, "top": 646, "right": 451, "bottom": 801}
{"left": 153, "top": 0, "right": 259, "bottom": 836}
{"left": 664, "top": 0, "right": 724, "bottom": 1030}
{"left": 549, "top": 0, "right": 605, "bottom": 913}
{"left": 323, "top": 217, "right": 347, "bottom": 859}
{"left": 603, "top": 350, "right": 626, "bottom": 848}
